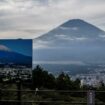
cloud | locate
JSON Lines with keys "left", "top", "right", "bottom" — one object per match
{"left": 0, "top": 44, "right": 11, "bottom": 51}
{"left": 60, "top": 26, "right": 78, "bottom": 31}
{"left": 33, "top": 60, "right": 85, "bottom": 65}
{"left": 0, "top": 0, "right": 105, "bottom": 38}
{"left": 55, "top": 34, "right": 88, "bottom": 41}
{"left": 33, "top": 40, "right": 52, "bottom": 49}
{"left": 55, "top": 34, "right": 74, "bottom": 41}
{"left": 75, "top": 37, "right": 88, "bottom": 41}
{"left": 99, "top": 34, "right": 105, "bottom": 38}
{"left": 33, "top": 34, "right": 88, "bottom": 49}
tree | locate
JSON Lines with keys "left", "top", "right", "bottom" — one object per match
{"left": 32, "top": 65, "right": 44, "bottom": 88}
{"left": 73, "top": 78, "right": 80, "bottom": 90}
{"left": 32, "top": 65, "right": 56, "bottom": 89}
{"left": 97, "top": 81, "right": 105, "bottom": 102}
{"left": 56, "top": 72, "right": 72, "bottom": 90}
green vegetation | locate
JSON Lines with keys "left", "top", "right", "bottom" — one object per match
{"left": 32, "top": 65, "right": 81, "bottom": 90}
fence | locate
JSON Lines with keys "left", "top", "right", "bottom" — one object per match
{"left": 0, "top": 88, "right": 105, "bottom": 105}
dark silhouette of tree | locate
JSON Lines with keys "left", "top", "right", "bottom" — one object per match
{"left": 32, "top": 65, "right": 81, "bottom": 91}
{"left": 32, "top": 65, "right": 56, "bottom": 89}
{"left": 97, "top": 81, "right": 105, "bottom": 102}
{"left": 56, "top": 72, "right": 72, "bottom": 90}
{"left": 32, "top": 65, "right": 44, "bottom": 88}
{"left": 73, "top": 78, "right": 80, "bottom": 90}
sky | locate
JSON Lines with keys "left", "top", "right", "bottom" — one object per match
{"left": 0, "top": 39, "right": 32, "bottom": 56}
{"left": 0, "top": 0, "right": 105, "bottom": 39}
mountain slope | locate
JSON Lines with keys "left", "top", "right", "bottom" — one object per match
{"left": 0, "top": 50, "right": 32, "bottom": 66}
{"left": 34, "top": 19, "right": 105, "bottom": 64}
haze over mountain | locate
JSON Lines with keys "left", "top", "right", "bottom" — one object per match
{"left": 0, "top": 45, "right": 32, "bottom": 66}
{"left": 34, "top": 19, "right": 105, "bottom": 65}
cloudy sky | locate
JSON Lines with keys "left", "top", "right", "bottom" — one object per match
{"left": 0, "top": 0, "right": 105, "bottom": 39}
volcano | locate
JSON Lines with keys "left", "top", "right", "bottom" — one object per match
{"left": 34, "top": 19, "right": 105, "bottom": 64}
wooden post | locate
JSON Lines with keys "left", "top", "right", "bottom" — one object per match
{"left": 17, "top": 79, "right": 22, "bottom": 105}
{"left": 87, "top": 90, "right": 95, "bottom": 105}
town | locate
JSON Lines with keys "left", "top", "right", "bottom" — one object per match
{"left": 0, "top": 65, "right": 32, "bottom": 82}
{"left": 72, "top": 67, "right": 105, "bottom": 87}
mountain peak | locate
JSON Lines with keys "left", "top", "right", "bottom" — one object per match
{"left": 0, "top": 45, "right": 11, "bottom": 52}
{"left": 36, "top": 19, "right": 105, "bottom": 40}
{"left": 59, "top": 19, "right": 105, "bottom": 35}
{"left": 62, "top": 19, "right": 92, "bottom": 27}
{"left": 67, "top": 19, "right": 85, "bottom": 22}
